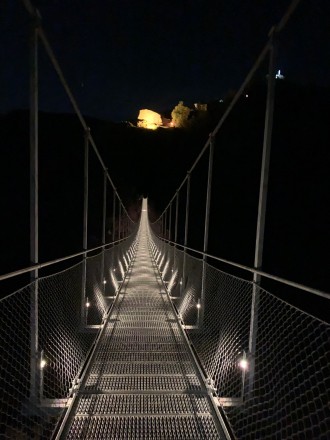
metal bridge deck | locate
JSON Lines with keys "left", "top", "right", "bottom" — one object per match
{"left": 60, "top": 208, "right": 225, "bottom": 439}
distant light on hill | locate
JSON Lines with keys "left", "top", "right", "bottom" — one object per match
{"left": 137, "top": 109, "right": 162, "bottom": 130}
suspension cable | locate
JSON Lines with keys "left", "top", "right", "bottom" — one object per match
{"left": 21, "top": 0, "right": 134, "bottom": 223}
{"left": 154, "top": 0, "right": 302, "bottom": 222}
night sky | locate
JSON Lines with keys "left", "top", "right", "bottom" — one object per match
{"left": 0, "top": 1, "right": 329, "bottom": 314}
{"left": 1, "top": 0, "right": 330, "bottom": 121}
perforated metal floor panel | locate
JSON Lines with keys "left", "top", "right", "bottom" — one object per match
{"left": 59, "top": 201, "right": 226, "bottom": 439}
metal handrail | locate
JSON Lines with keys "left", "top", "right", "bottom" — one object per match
{"left": 0, "top": 236, "right": 130, "bottom": 282}
{"left": 155, "top": 236, "right": 330, "bottom": 300}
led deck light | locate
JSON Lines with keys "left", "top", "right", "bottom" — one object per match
{"left": 40, "top": 351, "right": 47, "bottom": 369}
{"left": 238, "top": 358, "right": 248, "bottom": 370}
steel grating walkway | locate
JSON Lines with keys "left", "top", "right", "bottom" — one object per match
{"left": 59, "top": 202, "right": 226, "bottom": 439}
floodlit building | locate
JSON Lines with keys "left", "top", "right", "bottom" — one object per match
{"left": 137, "top": 109, "right": 163, "bottom": 130}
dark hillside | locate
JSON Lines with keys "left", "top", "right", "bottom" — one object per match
{"left": 0, "top": 82, "right": 329, "bottom": 315}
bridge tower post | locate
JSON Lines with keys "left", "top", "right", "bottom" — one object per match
{"left": 199, "top": 136, "right": 214, "bottom": 329}
{"left": 248, "top": 30, "right": 277, "bottom": 396}
{"left": 81, "top": 128, "right": 90, "bottom": 326}
{"left": 29, "top": 10, "right": 40, "bottom": 405}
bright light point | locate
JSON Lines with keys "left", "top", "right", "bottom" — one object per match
{"left": 238, "top": 358, "right": 248, "bottom": 370}
{"left": 245, "top": 94, "right": 249, "bottom": 98}
{"left": 179, "top": 280, "right": 182, "bottom": 285}
{"left": 142, "top": 209, "right": 147, "bottom": 211}
{"left": 275, "top": 69, "right": 285, "bottom": 79}
{"left": 197, "top": 303, "right": 201, "bottom": 309}
{"left": 103, "top": 279, "right": 107, "bottom": 284}
{"left": 86, "top": 301, "right": 90, "bottom": 308}
{"left": 40, "top": 359, "right": 47, "bottom": 369}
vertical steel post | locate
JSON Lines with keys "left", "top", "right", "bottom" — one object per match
{"left": 182, "top": 173, "right": 191, "bottom": 293}
{"left": 199, "top": 138, "right": 214, "bottom": 328}
{"left": 161, "top": 210, "right": 166, "bottom": 264}
{"left": 174, "top": 191, "right": 179, "bottom": 244}
{"left": 241, "top": 350, "right": 247, "bottom": 401}
{"left": 101, "top": 169, "right": 107, "bottom": 292}
{"left": 123, "top": 215, "right": 127, "bottom": 238}
{"left": 168, "top": 202, "right": 172, "bottom": 279}
{"left": 111, "top": 189, "right": 116, "bottom": 276}
{"left": 248, "top": 34, "right": 277, "bottom": 394}
{"left": 118, "top": 202, "right": 122, "bottom": 241}
{"left": 173, "top": 192, "right": 179, "bottom": 295}
{"left": 159, "top": 214, "right": 163, "bottom": 264}
{"left": 112, "top": 189, "right": 116, "bottom": 242}
{"left": 169, "top": 202, "right": 172, "bottom": 242}
{"left": 117, "top": 202, "right": 122, "bottom": 281}
{"left": 39, "top": 349, "right": 45, "bottom": 401}
{"left": 29, "top": 15, "right": 39, "bottom": 404}
{"left": 81, "top": 128, "right": 89, "bottom": 326}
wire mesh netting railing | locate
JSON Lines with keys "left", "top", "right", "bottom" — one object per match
{"left": 85, "top": 236, "right": 137, "bottom": 326}
{"left": 0, "top": 233, "right": 137, "bottom": 439}
{"left": 149, "top": 233, "right": 330, "bottom": 440}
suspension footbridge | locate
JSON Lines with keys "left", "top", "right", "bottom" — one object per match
{"left": 56, "top": 200, "right": 226, "bottom": 439}
{"left": 1, "top": 0, "right": 329, "bottom": 439}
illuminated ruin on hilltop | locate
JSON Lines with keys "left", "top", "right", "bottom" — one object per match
{"left": 137, "top": 109, "right": 163, "bottom": 130}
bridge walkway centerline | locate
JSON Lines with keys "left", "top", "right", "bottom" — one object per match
{"left": 58, "top": 199, "right": 226, "bottom": 439}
